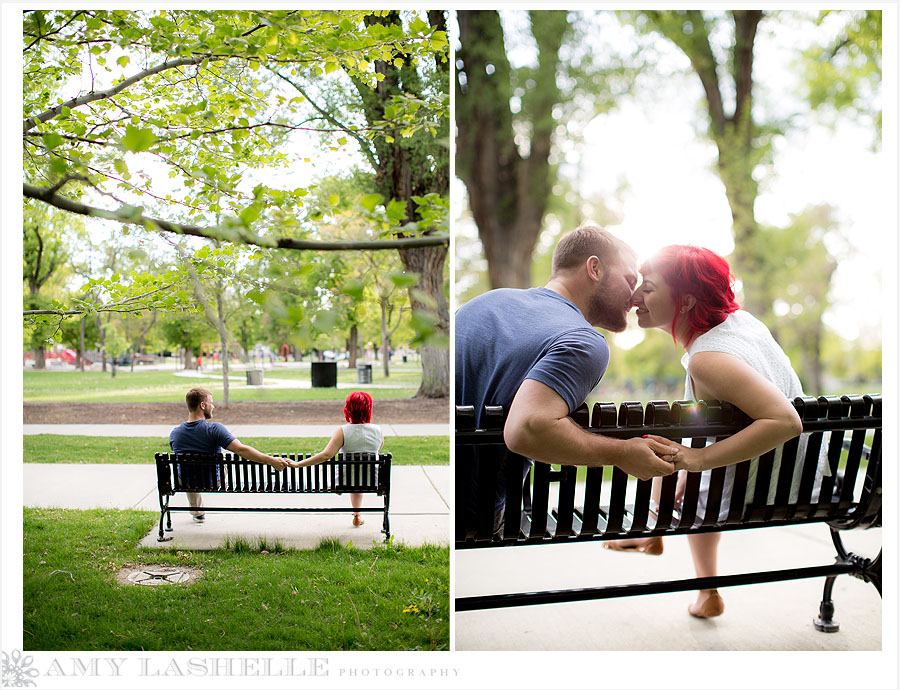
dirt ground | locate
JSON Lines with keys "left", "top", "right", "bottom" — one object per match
{"left": 23, "top": 398, "right": 450, "bottom": 426}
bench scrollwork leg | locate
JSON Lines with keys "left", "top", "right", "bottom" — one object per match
{"left": 158, "top": 494, "right": 173, "bottom": 542}
{"left": 814, "top": 575, "right": 840, "bottom": 632}
{"left": 382, "top": 494, "right": 391, "bottom": 542}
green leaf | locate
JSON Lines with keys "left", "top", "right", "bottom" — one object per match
{"left": 42, "top": 133, "right": 63, "bottom": 149}
{"left": 324, "top": 59, "right": 340, "bottom": 74}
{"left": 49, "top": 158, "right": 68, "bottom": 176}
{"left": 340, "top": 281, "right": 365, "bottom": 300}
{"left": 113, "top": 159, "right": 128, "bottom": 175}
{"left": 337, "top": 136, "right": 347, "bottom": 146}
{"left": 359, "top": 193, "right": 383, "bottom": 212}
{"left": 117, "top": 55, "right": 130, "bottom": 68}
{"left": 328, "top": 194, "right": 340, "bottom": 207}
{"left": 120, "top": 125, "right": 155, "bottom": 152}
{"left": 239, "top": 203, "right": 260, "bottom": 225}
{"left": 386, "top": 198, "right": 408, "bottom": 222}
{"left": 389, "top": 272, "right": 418, "bottom": 288}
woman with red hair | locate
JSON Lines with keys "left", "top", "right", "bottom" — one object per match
{"left": 605, "top": 245, "right": 826, "bottom": 618}
{"left": 295, "top": 391, "right": 384, "bottom": 527}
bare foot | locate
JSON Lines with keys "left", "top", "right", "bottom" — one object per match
{"left": 689, "top": 590, "right": 725, "bottom": 618}
{"left": 603, "top": 536, "right": 664, "bottom": 555}
{"left": 352, "top": 514, "right": 364, "bottom": 527}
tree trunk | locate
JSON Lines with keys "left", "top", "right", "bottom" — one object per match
{"left": 348, "top": 324, "right": 359, "bottom": 368}
{"left": 79, "top": 316, "right": 85, "bottom": 372}
{"left": 184, "top": 345, "right": 197, "bottom": 370}
{"left": 216, "top": 291, "right": 230, "bottom": 407}
{"left": 399, "top": 244, "right": 449, "bottom": 397}
{"left": 33, "top": 346, "right": 46, "bottom": 369}
{"left": 456, "top": 10, "right": 567, "bottom": 290}
{"left": 380, "top": 300, "right": 391, "bottom": 379}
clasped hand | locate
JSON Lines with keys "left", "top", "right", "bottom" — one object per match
{"left": 643, "top": 434, "right": 704, "bottom": 473}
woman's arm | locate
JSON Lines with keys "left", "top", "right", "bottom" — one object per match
{"left": 648, "top": 351, "right": 803, "bottom": 473}
{"left": 294, "top": 428, "right": 344, "bottom": 468}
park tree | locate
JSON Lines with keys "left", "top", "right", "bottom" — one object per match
{"left": 756, "top": 204, "right": 844, "bottom": 395}
{"left": 23, "top": 202, "right": 72, "bottom": 368}
{"left": 23, "top": 10, "right": 449, "bottom": 393}
{"left": 160, "top": 310, "right": 215, "bottom": 370}
{"left": 455, "top": 10, "right": 636, "bottom": 290}
{"left": 280, "top": 10, "right": 451, "bottom": 396}
{"left": 626, "top": 10, "right": 880, "bottom": 323}
{"left": 800, "top": 10, "right": 882, "bottom": 147}
{"left": 630, "top": 10, "right": 773, "bottom": 317}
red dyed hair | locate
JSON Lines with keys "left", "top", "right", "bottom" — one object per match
{"left": 343, "top": 391, "right": 373, "bottom": 424}
{"left": 641, "top": 245, "right": 741, "bottom": 345}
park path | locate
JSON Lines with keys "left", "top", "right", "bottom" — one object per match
{"left": 23, "top": 423, "right": 448, "bottom": 437}
{"left": 172, "top": 368, "right": 417, "bottom": 390}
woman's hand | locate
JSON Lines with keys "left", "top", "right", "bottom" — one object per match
{"left": 644, "top": 435, "right": 707, "bottom": 473}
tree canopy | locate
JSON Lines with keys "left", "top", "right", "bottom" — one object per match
{"left": 24, "top": 10, "right": 448, "bottom": 251}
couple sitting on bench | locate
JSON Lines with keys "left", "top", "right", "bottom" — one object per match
{"left": 169, "top": 388, "right": 383, "bottom": 528}
{"left": 456, "top": 225, "right": 832, "bottom": 619}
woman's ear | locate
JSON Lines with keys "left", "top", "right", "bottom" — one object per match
{"left": 681, "top": 295, "right": 697, "bottom": 313}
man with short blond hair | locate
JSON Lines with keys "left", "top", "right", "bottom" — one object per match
{"left": 169, "top": 387, "right": 291, "bottom": 522}
{"left": 456, "top": 225, "right": 677, "bottom": 531}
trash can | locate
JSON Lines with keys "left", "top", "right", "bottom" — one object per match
{"left": 310, "top": 361, "right": 337, "bottom": 388}
{"left": 402, "top": 355, "right": 407, "bottom": 363}
{"left": 357, "top": 363, "right": 372, "bottom": 384}
{"left": 246, "top": 369, "right": 263, "bottom": 386}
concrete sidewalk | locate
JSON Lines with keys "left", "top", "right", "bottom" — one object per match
{"left": 24, "top": 423, "right": 448, "bottom": 437}
{"left": 455, "top": 522, "right": 882, "bottom": 651}
{"left": 24, "top": 463, "right": 449, "bottom": 551}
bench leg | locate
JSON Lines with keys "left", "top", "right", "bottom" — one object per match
{"left": 158, "top": 494, "right": 173, "bottom": 542}
{"left": 382, "top": 495, "right": 391, "bottom": 542}
{"left": 814, "top": 575, "right": 840, "bottom": 632}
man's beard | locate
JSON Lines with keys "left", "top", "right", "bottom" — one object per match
{"left": 586, "top": 285, "right": 628, "bottom": 332}
{"left": 203, "top": 408, "right": 212, "bottom": 420}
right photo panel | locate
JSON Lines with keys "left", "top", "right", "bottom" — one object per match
{"left": 453, "top": 9, "right": 883, "bottom": 654}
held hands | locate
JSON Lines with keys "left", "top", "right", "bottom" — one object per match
{"left": 642, "top": 435, "right": 705, "bottom": 473}
{"left": 617, "top": 436, "right": 679, "bottom": 480}
{"left": 267, "top": 456, "right": 291, "bottom": 471}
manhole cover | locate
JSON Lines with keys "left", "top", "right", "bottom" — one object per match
{"left": 116, "top": 565, "right": 201, "bottom": 586}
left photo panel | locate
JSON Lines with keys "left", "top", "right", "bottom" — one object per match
{"left": 22, "top": 9, "right": 449, "bottom": 652}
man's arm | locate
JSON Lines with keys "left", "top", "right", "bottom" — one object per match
{"left": 226, "top": 439, "right": 290, "bottom": 471}
{"left": 503, "top": 379, "right": 678, "bottom": 480}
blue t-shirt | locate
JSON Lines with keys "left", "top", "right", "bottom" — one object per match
{"left": 169, "top": 420, "right": 236, "bottom": 455}
{"left": 455, "top": 287, "right": 610, "bottom": 424}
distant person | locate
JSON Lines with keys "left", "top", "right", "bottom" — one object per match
{"left": 605, "top": 245, "right": 822, "bottom": 619}
{"left": 455, "top": 225, "right": 678, "bottom": 535}
{"left": 169, "top": 387, "right": 291, "bottom": 522}
{"left": 294, "top": 391, "right": 384, "bottom": 527}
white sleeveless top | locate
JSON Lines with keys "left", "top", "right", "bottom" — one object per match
{"left": 341, "top": 423, "right": 384, "bottom": 454}
{"left": 680, "top": 310, "right": 828, "bottom": 521}
{"left": 682, "top": 310, "right": 803, "bottom": 401}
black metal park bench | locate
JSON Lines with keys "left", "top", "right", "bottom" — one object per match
{"left": 456, "top": 394, "right": 881, "bottom": 632}
{"left": 155, "top": 451, "right": 392, "bottom": 542}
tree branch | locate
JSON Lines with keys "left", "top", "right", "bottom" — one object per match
{"left": 732, "top": 10, "right": 763, "bottom": 125}
{"left": 23, "top": 55, "right": 214, "bottom": 132}
{"left": 272, "top": 70, "right": 379, "bottom": 170}
{"left": 24, "top": 183, "right": 448, "bottom": 251}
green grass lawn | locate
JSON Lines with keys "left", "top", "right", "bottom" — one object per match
{"left": 23, "top": 508, "right": 448, "bottom": 651}
{"left": 24, "top": 367, "right": 420, "bottom": 403}
{"left": 24, "top": 435, "right": 448, "bottom": 465}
